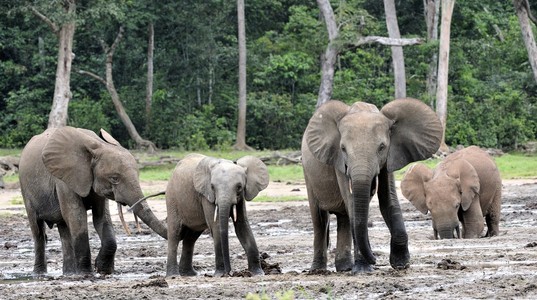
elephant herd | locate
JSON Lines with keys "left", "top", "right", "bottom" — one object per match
{"left": 18, "top": 98, "right": 502, "bottom": 278}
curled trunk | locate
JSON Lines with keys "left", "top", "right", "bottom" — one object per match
{"left": 132, "top": 201, "right": 167, "bottom": 239}
{"left": 352, "top": 179, "right": 377, "bottom": 265}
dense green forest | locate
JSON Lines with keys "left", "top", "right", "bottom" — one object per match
{"left": 1, "top": 0, "right": 536, "bottom": 151}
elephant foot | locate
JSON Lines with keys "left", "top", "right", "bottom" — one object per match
{"left": 310, "top": 258, "right": 327, "bottom": 272}
{"left": 351, "top": 259, "right": 374, "bottom": 274}
{"left": 389, "top": 242, "right": 410, "bottom": 270}
{"left": 179, "top": 268, "right": 198, "bottom": 276}
{"left": 213, "top": 269, "right": 231, "bottom": 277}
{"left": 249, "top": 265, "right": 264, "bottom": 276}
{"left": 335, "top": 253, "right": 353, "bottom": 272}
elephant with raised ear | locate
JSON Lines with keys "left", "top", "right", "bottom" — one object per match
{"left": 166, "top": 154, "right": 269, "bottom": 277}
{"left": 302, "top": 98, "right": 442, "bottom": 274}
{"left": 401, "top": 146, "right": 501, "bottom": 239}
{"left": 19, "top": 127, "right": 167, "bottom": 276}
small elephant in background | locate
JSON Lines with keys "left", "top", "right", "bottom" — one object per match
{"left": 401, "top": 146, "right": 501, "bottom": 239}
{"left": 166, "top": 153, "right": 269, "bottom": 277}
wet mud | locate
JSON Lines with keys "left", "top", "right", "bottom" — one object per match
{"left": 1, "top": 181, "right": 536, "bottom": 299}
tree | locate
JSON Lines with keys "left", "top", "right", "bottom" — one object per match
{"left": 316, "top": 0, "right": 339, "bottom": 108}
{"left": 233, "top": 0, "right": 253, "bottom": 150}
{"left": 513, "top": 0, "right": 537, "bottom": 84}
{"left": 383, "top": 0, "right": 406, "bottom": 98}
{"left": 145, "top": 22, "right": 155, "bottom": 125}
{"left": 435, "top": 0, "right": 456, "bottom": 152}
{"left": 424, "top": 0, "right": 440, "bottom": 106}
{"left": 79, "top": 26, "right": 156, "bottom": 152}
{"left": 30, "top": 0, "right": 76, "bottom": 128}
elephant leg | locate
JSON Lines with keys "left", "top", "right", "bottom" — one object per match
{"left": 27, "top": 213, "right": 47, "bottom": 275}
{"left": 377, "top": 170, "right": 409, "bottom": 270}
{"left": 178, "top": 227, "right": 203, "bottom": 276}
{"left": 309, "top": 197, "right": 330, "bottom": 271}
{"left": 166, "top": 220, "right": 184, "bottom": 276}
{"left": 212, "top": 225, "right": 226, "bottom": 277}
{"left": 57, "top": 187, "right": 92, "bottom": 274}
{"left": 234, "top": 203, "right": 263, "bottom": 275}
{"left": 460, "top": 200, "right": 485, "bottom": 238}
{"left": 57, "top": 222, "right": 76, "bottom": 275}
{"left": 92, "top": 198, "right": 117, "bottom": 274}
{"left": 485, "top": 190, "right": 501, "bottom": 237}
{"left": 334, "top": 213, "right": 353, "bottom": 272}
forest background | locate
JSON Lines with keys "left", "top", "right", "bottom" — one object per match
{"left": 1, "top": 0, "right": 536, "bottom": 152}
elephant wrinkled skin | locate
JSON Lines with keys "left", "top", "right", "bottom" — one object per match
{"left": 19, "top": 127, "right": 167, "bottom": 276}
{"left": 165, "top": 154, "right": 269, "bottom": 277}
{"left": 401, "top": 146, "right": 502, "bottom": 239}
{"left": 301, "top": 98, "right": 442, "bottom": 274}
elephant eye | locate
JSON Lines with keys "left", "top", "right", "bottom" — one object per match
{"left": 341, "top": 145, "right": 346, "bottom": 153}
{"left": 236, "top": 184, "right": 243, "bottom": 195}
{"left": 109, "top": 176, "right": 120, "bottom": 185}
{"left": 378, "top": 143, "right": 386, "bottom": 153}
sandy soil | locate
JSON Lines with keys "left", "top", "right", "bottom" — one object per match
{"left": 1, "top": 179, "right": 537, "bottom": 299}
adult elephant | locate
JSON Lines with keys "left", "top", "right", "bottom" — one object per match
{"left": 19, "top": 126, "right": 167, "bottom": 276}
{"left": 301, "top": 98, "right": 442, "bottom": 274}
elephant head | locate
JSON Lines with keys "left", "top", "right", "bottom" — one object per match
{"left": 304, "top": 98, "right": 442, "bottom": 266}
{"left": 193, "top": 156, "right": 269, "bottom": 274}
{"left": 41, "top": 126, "right": 167, "bottom": 239}
{"left": 401, "top": 159, "right": 480, "bottom": 239}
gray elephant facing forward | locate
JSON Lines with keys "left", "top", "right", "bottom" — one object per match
{"left": 19, "top": 127, "right": 167, "bottom": 276}
{"left": 401, "top": 146, "right": 501, "bottom": 239}
{"left": 302, "top": 98, "right": 442, "bottom": 274}
{"left": 166, "top": 154, "right": 269, "bottom": 277}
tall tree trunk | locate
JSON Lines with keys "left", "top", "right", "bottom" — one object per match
{"left": 513, "top": 0, "right": 537, "bottom": 84}
{"left": 384, "top": 0, "right": 406, "bottom": 99}
{"left": 233, "top": 0, "right": 253, "bottom": 150}
{"left": 79, "top": 27, "right": 156, "bottom": 152}
{"left": 316, "top": 0, "right": 339, "bottom": 108}
{"left": 31, "top": 1, "right": 76, "bottom": 128}
{"left": 425, "top": 0, "right": 440, "bottom": 107}
{"left": 435, "top": 0, "right": 455, "bottom": 153}
{"left": 145, "top": 22, "right": 154, "bottom": 125}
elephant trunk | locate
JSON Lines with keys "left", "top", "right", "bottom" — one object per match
{"left": 132, "top": 201, "right": 168, "bottom": 239}
{"left": 352, "top": 176, "right": 377, "bottom": 266}
{"left": 218, "top": 204, "right": 232, "bottom": 275}
{"left": 436, "top": 225, "right": 461, "bottom": 239}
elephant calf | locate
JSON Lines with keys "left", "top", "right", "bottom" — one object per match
{"left": 401, "top": 146, "right": 502, "bottom": 239}
{"left": 166, "top": 154, "right": 269, "bottom": 277}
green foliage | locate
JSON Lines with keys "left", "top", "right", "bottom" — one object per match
{"left": 68, "top": 97, "right": 112, "bottom": 133}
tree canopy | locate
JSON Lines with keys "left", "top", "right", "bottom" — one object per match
{"left": 1, "top": 0, "right": 536, "bottom": 151}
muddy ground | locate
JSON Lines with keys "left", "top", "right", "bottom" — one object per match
{"left": 1, "top": 179, "right": 536, "bottom": 299}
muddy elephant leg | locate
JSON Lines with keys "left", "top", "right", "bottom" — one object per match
{"left": 334, "top": 213, "right": 353, "bottom": 272}
{"left": 309, "top": 197, "right": 330, "bottom": 271}
{"left": 485, "top": 190, "right": 501, "bottom": 237}
{"left": 27, "top": 212, "right": 47, "bottom": 275}
{"left": 57, "top": 222, "right": 76, "bottom": 274}
{"left": 57, "top": 188, "right": 92, "bottom": 274}
{"left": 377, "top": 170, "right": 409, "bottom": 270}
{"left": 234, "top": 202, "right": 263, "bottom": 275}
{"left": 178, "top": 227, "right": 203, "bottom": 276}
{"left": 166, "top": 220, "right": 184, "bottom": 276}
{"left": 92, "top": 198, "right": 117, "bottom": 274}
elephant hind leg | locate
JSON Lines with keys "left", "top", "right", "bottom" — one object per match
{"left": 178, "top": 227, "right": 203, "bottom": 276}
{"left": 485, "top": 188, "right": 501, "bottom": 237}
{"left": 309, "top": 201, "right": 330, "bottom": 271}
{"left": 29, "top": 216, "right": 47, "bottom": 275}
{"left": 166, "top": 222, "right": 185, "bottom": 276}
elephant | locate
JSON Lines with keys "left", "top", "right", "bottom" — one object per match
{"left": 19, "top": 126, "right": 167, "bottom": 276}
{"left": 401, "top": 146, "right": 501, "bottom": 239}
{"left": 301, "top": 98, "right": 442, "bottom": 274}
{"left": 165, "top": 153, "right": 269, "bottom": 277}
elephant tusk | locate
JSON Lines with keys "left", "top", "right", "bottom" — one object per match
{"left": 349, "top": 178, "right": 352, "bottom": 195}
{"left": 232, "top": 205, "right": 237, "bottom": 222}
{"left": 214, "top": 205, "right": 218, "bottom": 223}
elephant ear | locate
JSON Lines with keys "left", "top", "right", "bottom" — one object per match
{"left": 42, "top": 126, "right": 102, "bottom": 197}
{"left": 236, "top": 156, "right": 269, "bottom": 201}
{"left": 381, "top": 98, "right": 442, "bottom": 172}
{"left": 446, "top": 158, "right": 480, "bottom": 211}
{"left": 401, "top": 163, "right": 433, "bottom": 215}
{"left": 305, "top": 100, "right": 350, "bottom": 172}
{"left": 99, "top": 128, "right": 121, "bottom": 146}
{"left": 194, "top": 156, "right": 220, "bottom": 203}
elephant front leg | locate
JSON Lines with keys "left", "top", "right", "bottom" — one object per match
{"left": 57, "top": 222, "right": 76, "bottom": 274}
{"left": 234, "top": 203, "right": 263, "bottom": 276}
{"left": 377, "top": 170, "right": 409, "bottom": 270}
{"left": 334, "top": 213, "right": 353, "bottom": 272}
{"left": 92, "top": 198, "right": 117, "bottom": 275}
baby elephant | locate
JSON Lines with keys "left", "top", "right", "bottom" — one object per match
{"left": 401, "top": 146, "right": 501, "bottom": 239}
{"left": 166, "top": 153, "right": 269, "bottom": 277}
